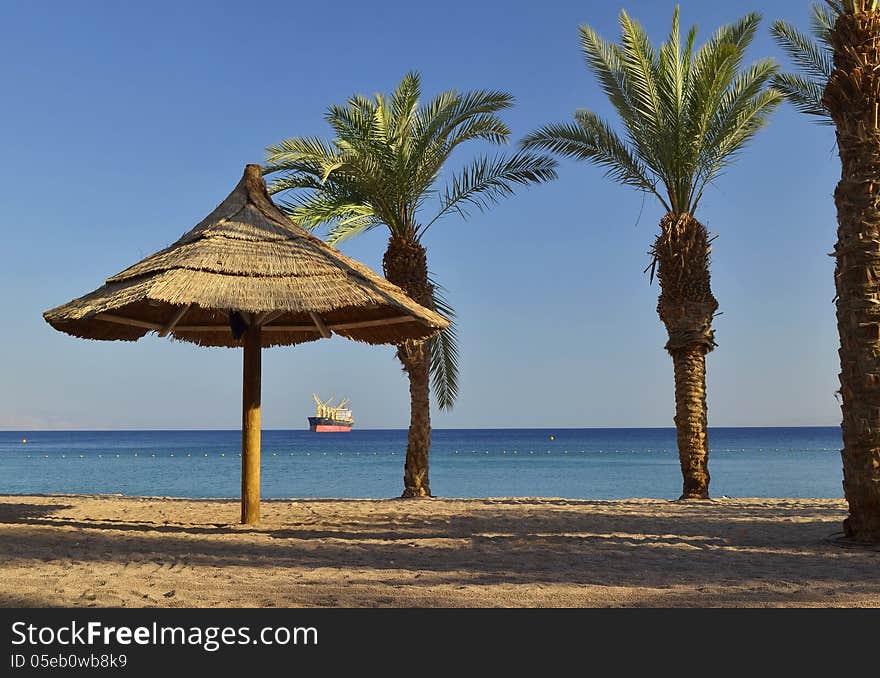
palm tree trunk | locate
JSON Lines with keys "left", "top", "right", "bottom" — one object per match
{"left": 383, "top": 234, "right": 435, "bottom": 498}
{"left": 670, "top": 345, "right": 711, "bottom": 498}
{"left": 653, "top": 213, "right": 718, "bottom": 500}
{"left": 823, "top": 7, "right": 880, "bottom": 540}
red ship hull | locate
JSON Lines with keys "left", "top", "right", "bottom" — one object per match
{"left": 310, "top": 424, "right": 352, "bottom": 432}
{"left": 308, "top": 416, "right": 352, "bottom": 432}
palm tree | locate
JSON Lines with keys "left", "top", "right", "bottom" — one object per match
{"left": 815, "top": 0, "right": 880, "bottom": 540}
{"left": 264, "top": 73, "right": 557, "bottom": 498}
{"left": 523, "top": 6, "right": 781, "bottom": 499}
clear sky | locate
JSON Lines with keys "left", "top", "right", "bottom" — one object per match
{"left": 0, "top": 0, "right": 841, "bottom": 430}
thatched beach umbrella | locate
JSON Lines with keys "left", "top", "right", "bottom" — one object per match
{"left": 44, "top": 165, "right": 448, "bottom": 524}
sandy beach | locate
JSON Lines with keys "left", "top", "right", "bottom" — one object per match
{"left": 0, "top": 494, "right": 878, "bottom": 608}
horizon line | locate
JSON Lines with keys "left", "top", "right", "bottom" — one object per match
{"left": 0, "top": 424, "right": 842, "bottom": 433}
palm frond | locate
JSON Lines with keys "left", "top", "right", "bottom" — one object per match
{"left": 264, "top": 136, "right": 340, "bottom": 174}
{"left": 618, "top": 11, "right": 664, "bottom": 139}
{"left": 770, "top": 5, "right": 834, "bottom": 125}
{"left": 770, "top": 3, "right": 843, "bottom": 125}
{"left": 810, "top": 3, "right": 836, "bottom": 44}
{"left": 265, "top": 171, "right": 327, "bottom": 195}
{"left": 687, "top": 14, "right": 760, "bottom": 143}
{"left": 693, "top": 84, "right": 783, "bottom": 209}
{"left": 424, "top": 152, "right": 558, "bottom": 233}
{"left": 522, "top": 114, "right": 666, "bottom": 209}
{"left": 772, "top": 73, "right": 831, "bottom": 121}
{"left": 701, "top": 59, "right": 782, "bottom": 169}
{"left": 770, "top": 19, "right": 832, "bottom": 80}
{"left": 578, "top": 23, "right": 635, "bottom": 124}
{"left": 388, "top": 72, "right": 421, "bottom": 169}
{"left": 435, "top": 89, "right": 515, "bottom": 138}
{"left": 444, "top": 113, "right": 511, "bottom": 150}
{"left": 325, "top": 212, "right": 383, "bottom": 245}
{"left": 706, "top": 11, "right": 762, "bottom": 51}
{"left": 578, "top": 22, "right": 663, "bottom": 184}
{"left": 427, "top": 278, "right": 459, "bottom": 410}
{"left": 281, "top": 190, "right": 375, "bottom": 233}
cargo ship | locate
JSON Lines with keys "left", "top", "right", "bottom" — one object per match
{"left": 308, "top": 394, "right": 354, "bottom": 432}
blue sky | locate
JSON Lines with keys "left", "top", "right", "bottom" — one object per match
{"left": 0, "top": 0, "right": 841, "bottom": 429}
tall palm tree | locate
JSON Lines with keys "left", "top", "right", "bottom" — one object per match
{"left": 264, "top": 73, "right": 557, "bottom": 498}
{"left": 817, "top": 0, "right": 880, "bottom": 540}
{"left": 523, "top": 7, "right": 781, "bottom": 499}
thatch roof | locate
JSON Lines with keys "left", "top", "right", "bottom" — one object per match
{"left": 43, "top": 165, "right": 448, "bottom": 347}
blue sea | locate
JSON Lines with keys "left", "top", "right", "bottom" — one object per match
{"left": 0, "top": 427, "right": 844, "bottom": 499}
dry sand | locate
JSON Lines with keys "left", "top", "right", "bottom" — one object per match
{"left": 0, "top": 494, "right": 878, "bottom": 607}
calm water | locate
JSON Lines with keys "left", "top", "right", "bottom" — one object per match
{"left": 0, "top": 427, "right": 843, "bottom": 499}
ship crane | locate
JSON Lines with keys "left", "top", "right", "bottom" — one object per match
{"left": 311, "top": 393, "right": 354, "bottom": 428}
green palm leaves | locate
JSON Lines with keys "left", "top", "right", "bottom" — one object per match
{"left": 771, "top": 3, "right": 836, "bottom": 123}
{"left": 523, "top": 7, "right": 781, "bottom": 217}
{"left": 264, "top": 72, "right": 557, "bottom": 409}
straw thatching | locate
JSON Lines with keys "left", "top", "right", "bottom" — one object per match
{"left": 43, "top": 165, "right": 449, "bottom": 347}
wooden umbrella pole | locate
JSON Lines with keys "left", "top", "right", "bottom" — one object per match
{"left": 241, "top": 323, "right": 262, "bottom": 524}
